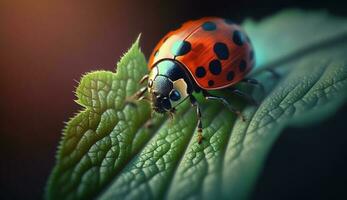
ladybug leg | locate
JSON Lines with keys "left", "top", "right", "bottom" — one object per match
{"left": 202, "top": 90, "right": 246, "bottom": 122}
{"left": 241, "top": 78, "right": 265, "bottom": 93}
{"left": 190, "top": 95, "right": 203, "bottom": 144}
{"left": 230, "top": 88, "right": 258, "bottom": 106}
{"left": 139, "top": 74, "right": 149, "bottom": 84}
{"left": 126, "top": 74, "right": 150, "bottom": 105}
{"left": 242, "top": 78, "right": 262, "bottom": 87}
{"left": 266, "top": 69, "right": 281, "bottom": 79}
{"left": 144, "top": 118, "right": 154, "bottom": 129}
{"left": 125, "top": 86, "right": 148, "bottom": 105}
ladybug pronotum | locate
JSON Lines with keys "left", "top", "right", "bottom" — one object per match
{"left": 128, "top": 17, "right": 260, "bottom": 144}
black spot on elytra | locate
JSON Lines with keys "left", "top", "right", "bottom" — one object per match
{"left": 213, "top": 42, "right": 229, "bottom": 60}
{"left": 239, "top": 59, "right": 247, "bottom": 72}
{"left": 233, "top": 30, "right": 244, "bottom": 46}
{"left": 209, "top": 59, "right": 222, "bottom": 75}
{"left": 208, "top": 80, "right": 214, "bottom": 86}
{"left": 172, "top": 40, "right": 191, "bottom": 56}
{"left": 202, "top": 21, "right": 216, "bottom": 31}
{"left": 227, "top": 71, "right": 234, "bottom": 81}
{"left": 195, "top": 66, "right": 206, "bottom": 78}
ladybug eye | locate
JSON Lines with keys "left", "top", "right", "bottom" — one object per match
{"left": 169, "top": 90, "right": 181, "bottom": 101}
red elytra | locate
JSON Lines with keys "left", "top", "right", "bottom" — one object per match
{"left": 128, "top": 17, "right": 259, "bottom": 144}
{"left": 148, "top": 17, "right": 255, "bottom": 90}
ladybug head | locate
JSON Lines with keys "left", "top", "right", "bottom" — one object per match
{"left": 147, "top": 60, "right": 192, "bottom": 113}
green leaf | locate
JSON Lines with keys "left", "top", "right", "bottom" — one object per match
{"left": 46, "top": 10, "right": 347, "bottom": 200}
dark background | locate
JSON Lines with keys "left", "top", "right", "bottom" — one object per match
{"left": 1, "top": 0, "right": 347, "bottom": 199}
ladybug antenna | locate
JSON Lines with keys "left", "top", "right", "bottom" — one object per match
{"left": 139, "top": 74, "right": 149, "bottom": 84}
{"left": 138, "top": 95, "right": 151, "bottom": 102}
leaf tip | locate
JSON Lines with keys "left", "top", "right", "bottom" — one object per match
{"left": 115, "top": 33, "right": 143, "bottom": 71}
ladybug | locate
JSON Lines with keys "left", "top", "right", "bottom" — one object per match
{"left": 128, "top": 17, "right": 260, "bottom": 144}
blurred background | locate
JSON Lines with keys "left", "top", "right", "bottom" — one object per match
{"left": 1, "top": 0, "right": 347, "bottom": 199}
